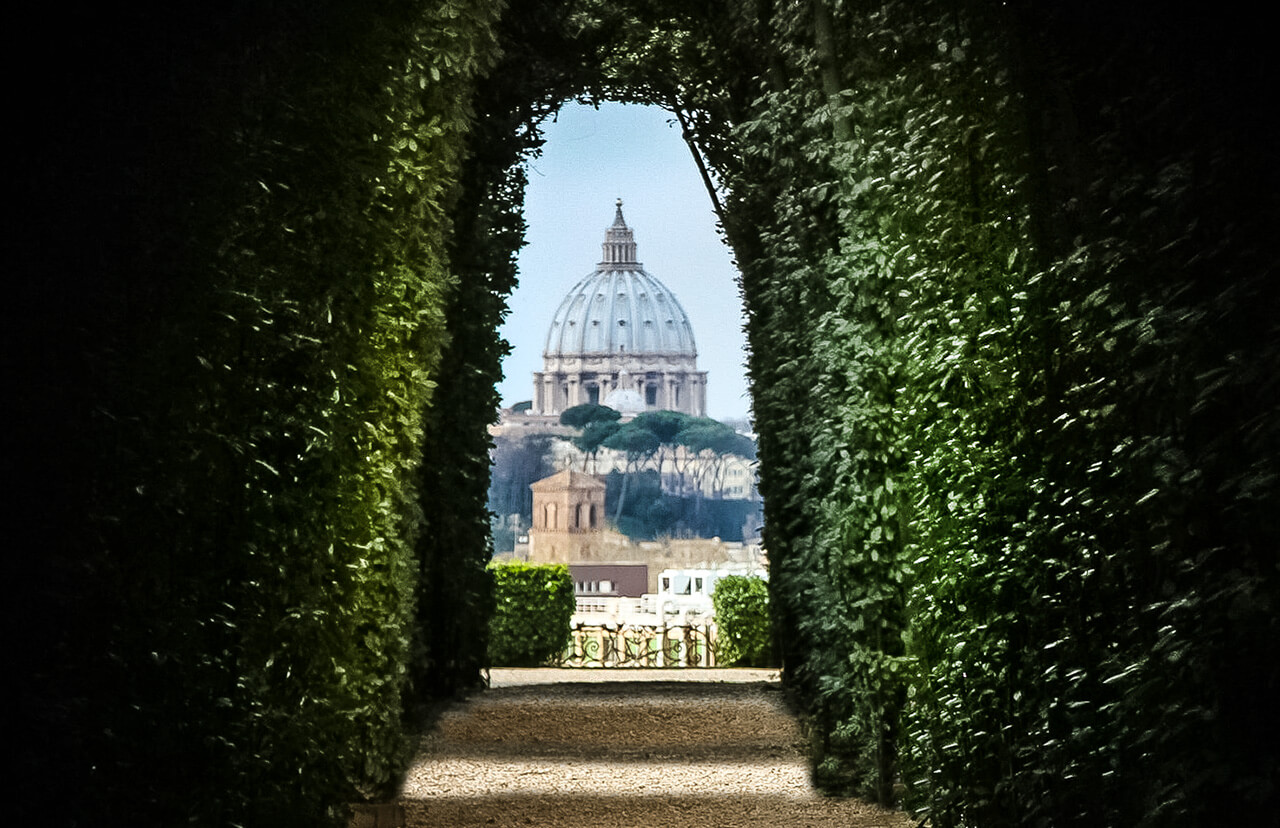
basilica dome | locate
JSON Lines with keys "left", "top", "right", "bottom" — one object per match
{"left": 543, "top": 205, "right": 698, "bottom": 358}
{"left": 533, "top": 202, "right": 707, "bottom": 418}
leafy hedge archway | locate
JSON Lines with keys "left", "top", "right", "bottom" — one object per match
{"left": 15, "top": 2, "right": 1276, "bottom": 826}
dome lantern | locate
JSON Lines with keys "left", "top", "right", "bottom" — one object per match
{"left": 600, "top": 199, "right": 639, "bottom": 266}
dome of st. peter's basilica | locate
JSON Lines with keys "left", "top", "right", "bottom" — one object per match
{"left": 533, "top": 202, "right": 707, "bottom": 417}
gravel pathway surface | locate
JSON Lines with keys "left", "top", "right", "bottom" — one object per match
{"left": 399, "top": 669, "right": 912, "bottom": 827}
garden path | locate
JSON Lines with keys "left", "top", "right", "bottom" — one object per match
{"left": 395, "top": 668, "right": 912, "bottom": 827}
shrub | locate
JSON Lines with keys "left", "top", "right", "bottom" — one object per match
{"left": 713, "top": 575, "right": 773, "bottom": 667}
{"left": 487, "top": 563, "right": 575, "bottom": 667}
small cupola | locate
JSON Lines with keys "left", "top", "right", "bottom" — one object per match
{"left": 599, "top": 199, "right": 640, "bottom": 267}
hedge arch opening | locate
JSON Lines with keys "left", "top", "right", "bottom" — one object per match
{"left": 17, "top": 2, "right": 1276, "bottom": 827}
{"left": 497, "top": 100, "right": 750, "bottom": 422}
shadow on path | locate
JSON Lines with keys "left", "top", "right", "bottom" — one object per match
{"left": 397, "top": 669, "right": 911, "bottom": 828}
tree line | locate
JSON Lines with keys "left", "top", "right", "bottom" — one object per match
{"left": 490, "top": 403, "right": 760, "bottom": 544}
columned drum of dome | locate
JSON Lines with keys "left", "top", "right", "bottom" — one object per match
{"left": 534, "top": 202, "right": 708, "bottom": 417}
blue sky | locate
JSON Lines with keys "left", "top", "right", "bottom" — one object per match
{"left": 496, "top": 101, "right": 751, "bottom": 422}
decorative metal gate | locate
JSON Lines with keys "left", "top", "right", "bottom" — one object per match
{"left": 557, "top": 622, "right": 717, "bottom": 668}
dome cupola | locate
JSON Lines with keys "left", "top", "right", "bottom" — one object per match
{"left": 600, "top": 199, "right": 639, "bottom": 265}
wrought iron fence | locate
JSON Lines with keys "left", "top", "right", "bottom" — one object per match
{"left": 557, "top": 622, "right": 718, "bottom": 668}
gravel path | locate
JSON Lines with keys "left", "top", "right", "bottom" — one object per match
{"left": 398, "top": 669, "right": 913, "bottom": 827}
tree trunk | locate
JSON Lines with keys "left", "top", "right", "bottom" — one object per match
{"left": 613, "top": 470, "right": 630, "bottom": 523}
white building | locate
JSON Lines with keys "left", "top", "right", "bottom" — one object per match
{"left": 573, "top": 564, "right": 767, "bottom": 626}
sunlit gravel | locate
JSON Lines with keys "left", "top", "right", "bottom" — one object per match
{"left": 398, "top": 669, "right": 912, "bottom": 827}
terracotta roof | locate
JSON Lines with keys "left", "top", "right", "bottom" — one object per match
{"left": 529, "top": 468, "right": 607, "bottom": 491}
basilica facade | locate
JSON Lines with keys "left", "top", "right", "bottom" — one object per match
{"left": 532, "top": 201, "right": 707, "bottom": 417}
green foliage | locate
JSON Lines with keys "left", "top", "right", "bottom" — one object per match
{"left": 571, "top": 420, "right": 623, "bottom": 476}
{"left": 677, "top": 420, "right": 756, "bottom": 461}
{"left": 712, "top": 575, "right": 772, "bottom": 667}
{"left": 487, "top": 562, "right": 576, "bottom": 667}
{"left": 603, "top": 469, "right": 661, "bottom": 538}
{"left": 488, "top": 433, "right": 556, "bottom": 548}
{"left": 412, "top": 0, "right": 539, "bottom": 706}
{"left": 559, "top": 402, "right": 622, "bottom": 426}
{"left": 601, "top": 470, "right": 759, "bottom": 541}
{"left": 628, "top": 409, "right": 691, "bottom": 443}
{"left": 25, "top": 1, "right": 506, "bottom": 825}
{"left": 602, "top": 421, "right": 661, "bottom": 456}
{"left": 574, "top": 419, "right": 623, "bottom": 451}
{"left": 571, "top": 0, "right": 1278, "bottom": 822}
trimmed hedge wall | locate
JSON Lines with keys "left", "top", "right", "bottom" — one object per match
{"left": 564, "top": 0, "right": 1279, "bottom": 823}
{"left": 487, "top": 562, "right": 576, "bottom": 667}
{"left": 711, "top": 575, "right": 772, "bottom": 668}
{"left": 17, "top": 2, "right": 505, "bottom": 825}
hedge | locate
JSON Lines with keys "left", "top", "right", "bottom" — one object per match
{"left": 711, "top": 575, "right": 772, "bottom": 668}
{"left": 18, "top": 2, "right": 504, "bottom": 825}
{"left": 487, "top": 562, "right": 576, "bottom": 667}
{"left": 564, "top": 1, "right": 1279, "bottom": 822}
